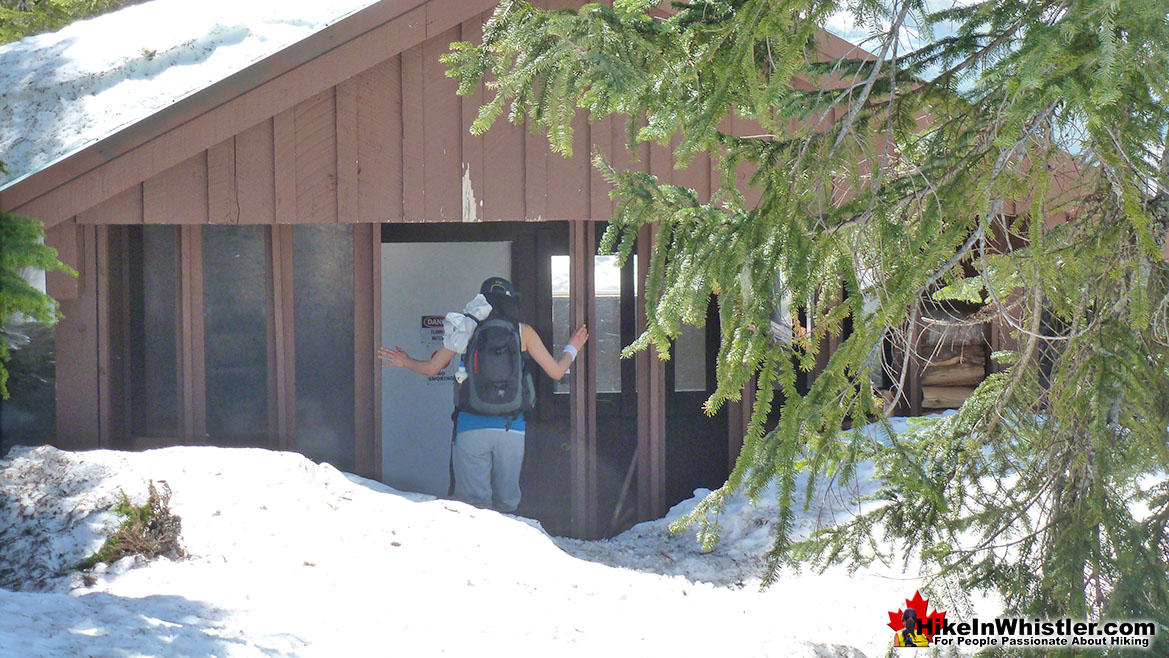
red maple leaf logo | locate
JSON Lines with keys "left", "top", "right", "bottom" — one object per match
{"left": 887, "top": 590, "right": 947, "bottom": 641}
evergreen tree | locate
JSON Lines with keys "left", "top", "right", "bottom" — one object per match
{"left": 0, "top": 161, "right": 76, "bottom": 398}
{"left": 0, "top": 0, "right": 141, "bottom": 45}
{"left": 444, "top": 0, "right": 1169, "bottom": 644}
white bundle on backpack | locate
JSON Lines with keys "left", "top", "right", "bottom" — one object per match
{"left": 462, "top": 294, "right": 492, "bottom": 321}
{"left": 442, "top": 295, "right": 493, "bottom": 353}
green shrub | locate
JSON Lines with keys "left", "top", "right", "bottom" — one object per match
{"left": 75, "top": 480, "right": 185, "bottom": 571}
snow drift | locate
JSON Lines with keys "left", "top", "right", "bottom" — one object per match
{"left": 0, "top": 444, "right": 888, "bottom": 657}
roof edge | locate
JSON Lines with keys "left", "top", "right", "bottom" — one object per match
{"left": 0, "top": 0, "right": 430, "bottom": 212}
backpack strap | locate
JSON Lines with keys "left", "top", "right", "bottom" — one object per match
{"left": 448, "top": 409, "right": 459, "bottom": 497}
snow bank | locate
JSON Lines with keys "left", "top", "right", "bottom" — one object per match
{"left": 0, "top": 0, "right": 377, "bottom": 187}
{"left": 0, "top": 444, "right": 878, "bottom": 657}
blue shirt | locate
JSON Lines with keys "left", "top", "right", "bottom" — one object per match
{"left": 456, "top": 410, "right": 526, "bottom": 433}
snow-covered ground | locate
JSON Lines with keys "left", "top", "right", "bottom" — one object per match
{"left": 0, "top": 415, "right": 995, "bottom": 658}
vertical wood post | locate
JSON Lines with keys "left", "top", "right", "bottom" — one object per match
{"left": 353, "top": 224, "right": 379, "bottom": 480}
{"left": 635, "top": 223, "right": 667, "bottom": 522}
{"left": 270, "top": 225, "right": 297, "bottom": 450}
{"left": 569, "top": 219, "right": 597, "bottom": 538}
{"left": 179, "top": 225, "right": 207, "bottom": 443}
{"left": 728, "top": 375, "right": 754, "bottom": 475}
{"left": 54, "top": 224, "right": 100, "bottom": 450}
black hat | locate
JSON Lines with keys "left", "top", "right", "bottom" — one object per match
{"left": 480, "top": 277, "right": 516, "bottom": 298}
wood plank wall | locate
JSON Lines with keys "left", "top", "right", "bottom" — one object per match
{"left": 61, "top": 11, "right": 712, "bottom": 230}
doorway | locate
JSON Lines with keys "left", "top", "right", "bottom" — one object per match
{"left": 380, "top": 240, "right": 512, "bottom": 496}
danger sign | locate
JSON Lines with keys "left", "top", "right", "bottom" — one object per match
{"left": 420, "top": 315, "right": 445, "bottom": 347}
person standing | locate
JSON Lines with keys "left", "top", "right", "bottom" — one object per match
{"left": 378, "top": 277, "right": 588, "bottom": 512}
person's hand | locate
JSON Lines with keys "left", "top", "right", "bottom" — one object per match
{"left": 568, "top": 325, "right": 589, "bottom": 351}
{"left": 377, "top": 346, "right": 410, "bottom": 368}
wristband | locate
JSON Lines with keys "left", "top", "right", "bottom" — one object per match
{"left": 562, "top": 344, "right": 578, "bottom": 360}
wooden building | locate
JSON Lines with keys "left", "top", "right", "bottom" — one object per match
{"left": 0, "top": 0, "right": 1026, "bottom": 537}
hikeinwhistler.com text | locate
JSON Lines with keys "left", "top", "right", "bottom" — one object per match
{"left": 922, "top": 617, "right": 1157, "bottom": 650}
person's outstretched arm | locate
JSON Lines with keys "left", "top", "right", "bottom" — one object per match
{"left": 377, "top": 345, "right": 455, "bottom": 377}
{"left": 522, "top": 323, "right": 588, "bottom": 381}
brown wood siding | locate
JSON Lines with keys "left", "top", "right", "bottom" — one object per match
{"left": 78, "top": 185, "right": 142, "bottom": 225}
{"left": 207, "top": 138, "right": 239, "bottom": 225}
{"left": 54, "top": 224, "right": 99, "bottom": 450}
{"left": 294, "top": 89, "right": 340, "bottom": 223}
{"left": 145, "top": 155, "right": 208, "bottom": 225}
{"left": 400, "top": 44, "right": 426, "bottom": 222}
{"left": 355, "top": 57, "right": 404, "bottom": 223}
{"left": 422, "top": 26, "right": 463, "bottom": 222}
{"left": 459, "top": 15, "right": 486, "bottom": 223}
{"left": 336, "top": 79, "right": 360, "bottom": 224}
{"left": 236, "top": 119, "right": 277, "bottom": 225}
{"left": 45, "top": 221, "right": 81, "bottom": 301}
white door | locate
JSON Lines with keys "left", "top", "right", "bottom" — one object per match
{"left": 380, "top": 241, "right": 511, "bottom": 495}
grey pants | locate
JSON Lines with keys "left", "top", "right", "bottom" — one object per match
{"left": 452, "top": 428, "right": 525, "bottom": 512}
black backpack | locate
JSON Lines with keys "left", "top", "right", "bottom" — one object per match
{"left": 455, "top": 313, "right": 535, "bottom": 417}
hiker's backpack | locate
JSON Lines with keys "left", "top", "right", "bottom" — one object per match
{"left": 455, "top": 314, "right": 536, "bottom": 416}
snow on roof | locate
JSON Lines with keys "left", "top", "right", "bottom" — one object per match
{"left": 0, "top": 0, "right": 380, "bottom": 188}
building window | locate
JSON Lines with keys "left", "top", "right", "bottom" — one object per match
{"left": 127, "top": 225, "right": 181, "bottom": 438}
{"left": 0, "top": 322, "right": 57, "bottom": 453}
{"left": 293, "top": 224, "right": 355, "bottom": 471}
{"left": 202, "top": 225, "right": 270, "bottom": 446}
{"left": 551, "top": 254, "right": 632, "bottom": 394}
{"left": 673, "top": 326, "right": 706, "bottom": 392}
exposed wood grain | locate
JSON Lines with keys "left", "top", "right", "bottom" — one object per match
{"left": 921, "top": 363, "right": 985, "bottom": 387}
{"left": 922, "top": 385, "right": 977, "bottom": 409}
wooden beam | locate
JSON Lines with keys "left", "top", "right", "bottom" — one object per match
{"left": 271, "top": 225, "right": 297, "bottom": 449}
{"left": 353, "top": 224, "right": 377, "bottom": 479}
{"left": 179, "top": 225, "right": 207, "bottom": 442}
{"left": 371, "top": 224, "right": 383, "bottom": 481}
{"left": 95, "top": 226, "right": 114, "bottom": 448}
{"left": 54, "top": 224, "right": 99, "bottom": 450}
{"left": 265, "top": 228, "right": 280, "bottom": 450}
{"left": 569, "top": 219, "right": 598, "bottom": 538}
{"left": 636, "top": 222, "right": 666, "bottom": 522}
